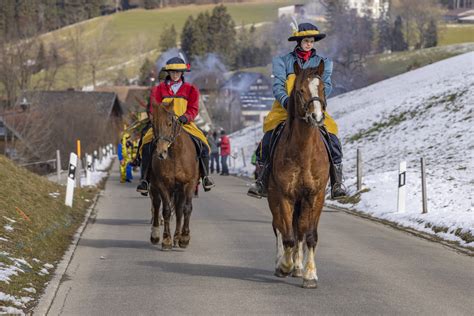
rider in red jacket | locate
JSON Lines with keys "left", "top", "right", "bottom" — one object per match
{"left": 218, "top": 130, "right": 231, "bottom": 175}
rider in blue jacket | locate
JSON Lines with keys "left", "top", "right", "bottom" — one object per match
{"left": 247, "top": 22, "right": 347, "bottom": 199}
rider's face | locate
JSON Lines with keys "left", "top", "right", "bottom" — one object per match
{"left": 169, "top": 71, "right": 182, "bottom": 82}
{"left": 301, "top": 37, "right": 315, "bottom": 52}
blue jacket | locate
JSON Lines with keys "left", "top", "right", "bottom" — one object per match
{"left": 272, "top": 49, "right": 333, "bottom": 108}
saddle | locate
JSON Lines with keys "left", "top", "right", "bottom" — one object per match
{"left": 262, "top": 122, "right": 335, "bottom": 189}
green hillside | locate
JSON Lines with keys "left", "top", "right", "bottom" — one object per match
{"left": 0, "top": 155, "right": 97, "bottom": 313}
{"left": 35, "top": 0, "right": 301, "bottom": 89}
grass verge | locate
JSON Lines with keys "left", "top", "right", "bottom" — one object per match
{"left": 0, "top": 155, "right": 102, "bottom": 313}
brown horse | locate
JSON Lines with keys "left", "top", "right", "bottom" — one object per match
{"left": 268, "top": 62, "right": 330, "bottom": 288}
{"left": 149, "top": 101, "right": 200, "bottom": 250}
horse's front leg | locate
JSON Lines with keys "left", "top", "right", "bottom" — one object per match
{"left": 179, "top": 183, "right": 195, "bottom": 248}
{"left": 173, "top": 191, "right": 185, "bottom": 248}
{"left": 149, "top": 190, "right": 161, "bottom": 245}
{"left": 161, "top": 191, "right": 174, "bottom": 250}
{"left": 269, "top": 197, "right": 295, "bottom": 277}
{"left": 300, "top": 194, "right": 324, "bottom": 288}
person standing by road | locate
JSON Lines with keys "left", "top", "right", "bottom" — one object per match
{"left": 208, "top": 131, "right": 220, "bottom": 174}
{"left": 219, "top": 130, "right": 230, "bottom": 176}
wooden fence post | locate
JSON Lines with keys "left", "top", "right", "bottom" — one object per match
{"left": 241, "top": 148, "right": 246, "bottom": 167}
{"left": 357, "top": 148, "right": 362, "bottom": 191}
{"left": 421, "top": 158, "right": 428, "bottom": 214}
{"left": 56, "top": 149, "right": 61, "bottom": 183}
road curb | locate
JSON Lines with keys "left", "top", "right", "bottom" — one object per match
{"left": 325, "top": 204, "right": 474, "bottom": 257}
{"left": 33, "top": 191, "right": 102, "bottom": 315}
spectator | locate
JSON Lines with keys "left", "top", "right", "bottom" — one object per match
{"left": 208, "top": 131, "right": 220, "bottom": 174}
{"left": 219, "top": 130, "right": 230, "bottom": 175}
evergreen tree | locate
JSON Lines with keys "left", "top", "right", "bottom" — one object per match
{"left": 208, "top": 5, "right": 236, "bottom": 65}
{"left": 181, "top": 16, "right": 196, "bottom": 60}
{"left": 391, "top": 16, "right": 408, "bottom": 52}
{"left": 159, "top": 24, "right": 177, "bottom": 52}
{"left": 36, "top": 42, "right": 47, "bottom": 71}
{"left": 377, "top": 14, "right": 392, "bottom": 53}
{"left": 138, "top": 58, "right": 155, "bottom": 86}
{"left": 424, "top": 19, "right": 438, "bottom": 48}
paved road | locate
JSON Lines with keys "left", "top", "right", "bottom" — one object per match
{"left": 47, "top": 162, "right": 474, "bottom": 315}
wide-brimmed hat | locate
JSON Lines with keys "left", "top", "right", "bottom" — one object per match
{"left": 164, "top": 57, "right": 191, "bottom": 72}
{"left": 288, "top": 23, "right": 326, "bottom": 42}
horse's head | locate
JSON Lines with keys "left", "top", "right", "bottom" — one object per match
{"left": 152, "top": 100, "right": 181, "bottom": 160}
{"left": 292, "top": 61, "right": 327, "bottom": 127}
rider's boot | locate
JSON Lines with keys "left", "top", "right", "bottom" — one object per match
{"left": 330, "top": 163, "right": 347, "bottom": 199}
{"left": 247, "top": 162, "right": 269, "bottom": 199}
{"left": 200, "top": 156, "right": 215, "bottom": 192}
{"left": 136, "top": 143, "right": 152, "bottom": 196}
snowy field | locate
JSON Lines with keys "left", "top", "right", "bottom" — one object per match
{"left": 229, "top": 52, "right": 474, "bottom": 247}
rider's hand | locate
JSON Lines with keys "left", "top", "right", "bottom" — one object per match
{"left": 178, "top": 115, "right": 188, "bottom": 124}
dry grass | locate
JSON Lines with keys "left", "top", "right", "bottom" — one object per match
{"left": 0, "top": 155, "right": 98, "bottom": 313}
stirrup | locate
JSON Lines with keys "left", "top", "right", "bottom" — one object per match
{"left": 136, "top": 180, "right": 149, "bottom": 193}
{"left": 331, "top": 182, "right": 347, "bottom": 200}
{"left": 202, "top": 176, "right": 215, "bottom": 192}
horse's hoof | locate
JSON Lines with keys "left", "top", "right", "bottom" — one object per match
{"left": 179, "top": 235, "right": 190, "bottom": 248}
{"left": 292, "top": 268, "right": 303, "bottom": 278}
{"left": 150, "top": 236, "right": 160, "bottom": 245}
{"left": 162, "top": 238, "right": 173, "bottom": 250}
{"left": 302, "top": 279, "right": 318, "bottom": 289}
{"left": 274, "top": 267, "right": 292, "bottom": 278}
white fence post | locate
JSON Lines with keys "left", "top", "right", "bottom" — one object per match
{"left": 241, "top": 148, "right": 246, "bottom": 167}
{"left": 86, "top": 154, "right": 92, "bottom": 186}
{"left": 397, "top": 161, "right": 407, "bottom": 213}
{"left": 421, "top": 157, "right": 428, "bottom": 214}
{"left": 56, "top": 149, "right": 61, "bottom": 183}
{"left": 65, "top": 153, "right": 77, "bottom": 207}
{"left": 357, "top": 148, "right": 362, "bottom": 191}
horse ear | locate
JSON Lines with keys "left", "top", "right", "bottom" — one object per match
{"left": 294, "top": 62, "right": 301, "bottom": 76}
{"left": 317, "top": 60, "right": 325, "bottom": 76}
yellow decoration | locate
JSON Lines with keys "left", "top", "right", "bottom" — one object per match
{"left": 292, "top": 30, "right": 320, "bottom": 37}
{"left": 263, "top": 74, "right": 338, "bottom": 135}
{"left": 164, "top": 63, "right": 187, "bottom": 71}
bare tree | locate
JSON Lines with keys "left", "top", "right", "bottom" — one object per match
{"left": 87, "top": 22, "right": 109, "bottom": 89}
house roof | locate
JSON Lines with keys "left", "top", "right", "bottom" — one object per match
{"left": 95, "top": 85, "right": 149, "bottom": 114}
{"left": 221, "top": 71, "right": 271, "bottom": 92}
{"left": 17, "top": 90, "right": 123, "bottom": 117}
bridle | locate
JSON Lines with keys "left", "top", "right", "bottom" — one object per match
{"left": 295, "top": 75, "right": 327, "bottom": 125}
{"left": 154, "top": 107, "right": 182, "bottom": 149}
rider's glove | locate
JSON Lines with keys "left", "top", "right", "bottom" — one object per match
{"left": 178, "top": 115, "right": 188, "bottom": 124}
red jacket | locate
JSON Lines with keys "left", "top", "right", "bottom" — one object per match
{"left": 149, "top": 80, "right": 200, "bottom": 122}
{"left": 220, "top": 135, "right": 231, "bottom": 156}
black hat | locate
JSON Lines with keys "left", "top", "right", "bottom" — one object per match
{"left": 164, "top": 57, "right": 190, "bottom": 72}
{"left": 288, "top": 23, "right": 326, "bottom": 42}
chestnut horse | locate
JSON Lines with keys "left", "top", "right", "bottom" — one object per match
{"left": 149, "top": 101, "right": 200, "bottom": 250}
{"left": 268, "top": 62, "right": 330, "bottom": 288}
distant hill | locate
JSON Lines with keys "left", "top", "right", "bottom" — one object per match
{"left": 34, "top": 0, "right": 299, "bottom": 90}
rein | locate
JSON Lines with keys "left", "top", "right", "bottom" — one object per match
{"left": 294, "top": 74, "right": 327, "bottom": 125}
{"left": 155, "top": 109, "right": 183, "bottom": 148}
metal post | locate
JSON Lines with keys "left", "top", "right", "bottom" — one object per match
{"left": 357, "top": 148, "right": 362, "bottom": 191}
{"left": 421, "top": 157, "right": 428, "bottom": 214}
{"left": 241, "top": 148, "right": 246, "bottom": 167}
{"left": 397, "top": 161, "right": 407, "bottom": 213}
{"left": 65, "top": 153, "right": 77, "bottom": 207}
{"left": 56, "top": 150, "right": 61, "bottom": 183}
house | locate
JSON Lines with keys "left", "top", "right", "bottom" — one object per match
{"left": 220, "top": 72, "right": 274, "bottom": 128}
{"left": 2, "top": 91, "right": 123, "bottom": 169}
